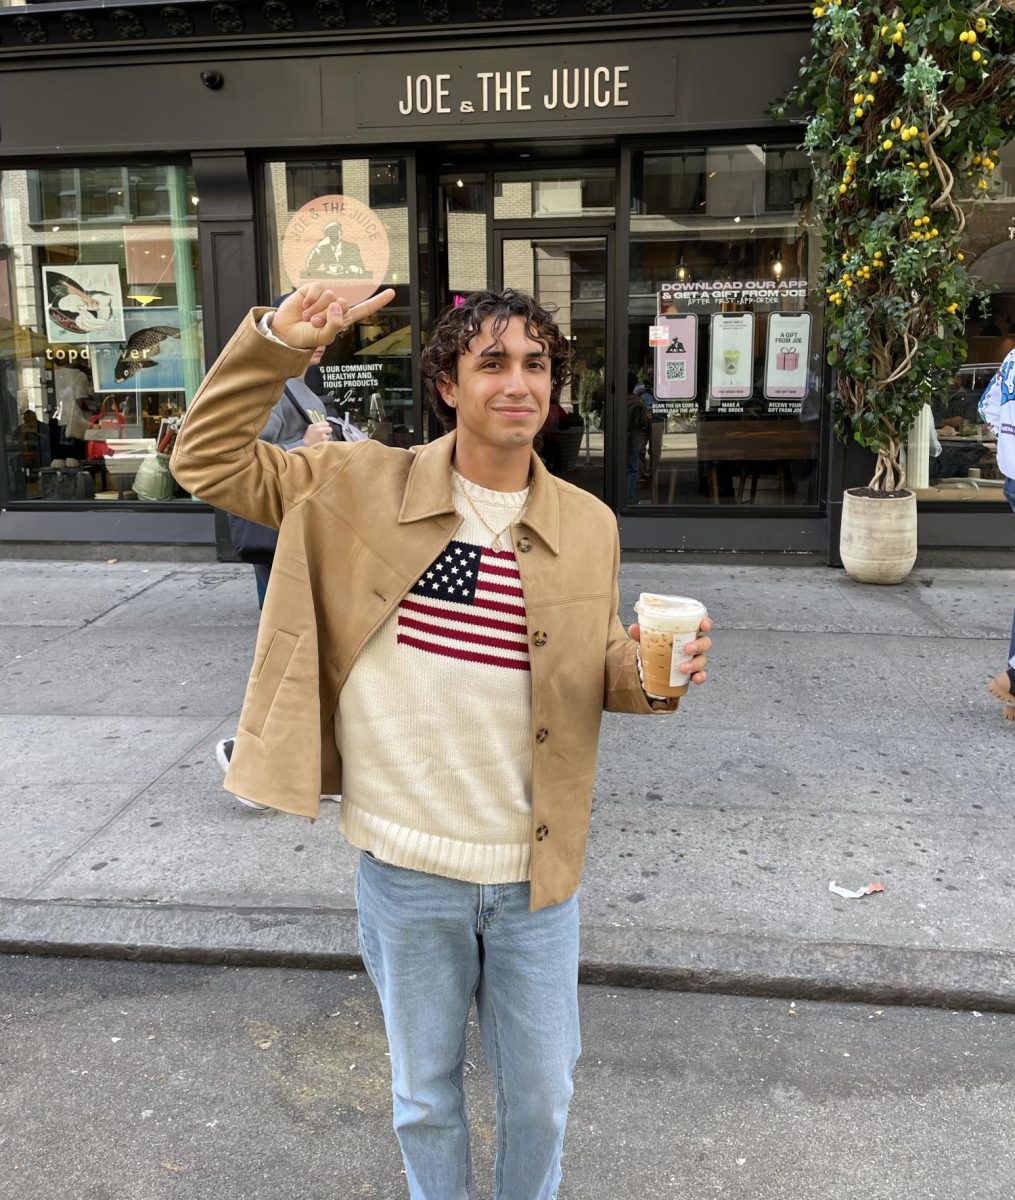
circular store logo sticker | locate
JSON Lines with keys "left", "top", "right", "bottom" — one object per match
{"left": 281, "top": 194, "right": 391, "bottom": 307}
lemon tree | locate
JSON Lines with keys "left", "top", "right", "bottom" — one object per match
{"left": 773, "top": 2, "right": 1015, "bottom": 491}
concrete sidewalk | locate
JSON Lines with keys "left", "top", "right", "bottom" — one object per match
{"left": 1, "top": 558, "right": 1013, "bottom": 1009}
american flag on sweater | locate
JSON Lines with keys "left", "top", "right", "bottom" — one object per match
{"left": 396, "top": 539, "right": 530, "bottom": 672}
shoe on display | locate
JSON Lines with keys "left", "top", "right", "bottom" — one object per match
{"left": 65, "top": 457, "right": 80, "bottom": 467}
{"left": 51, "top": 459, "right": 66, "bottom": 469}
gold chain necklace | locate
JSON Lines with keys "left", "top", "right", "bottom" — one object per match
{"left": 453, "top": 478, "right": 528, "bottom": 552}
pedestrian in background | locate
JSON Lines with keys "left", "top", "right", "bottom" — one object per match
{"left": 169, "top": 284, "right": 712, "bottom": 1200}
{"left": 980, "top": 349, "right": 1015, "bottom": 721}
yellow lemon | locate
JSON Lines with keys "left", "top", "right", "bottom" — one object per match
{"left": 855, "top": 107, "right": 864, "bottom": 118}
{"left": 883, "top": 138, "right": 893, "bottom": 150}
{"left": 972, "top": 50, "right": 982, "bottom": 62}
{"left": 976, "top": 17, "right": 986, "bottom": 32}
{"left": 895, "top": 20, "right": 904, "bottom": 31}
{"left": 957, "top": 252, "right": 965, "bottom": 261}
{"left": 959, "top": 30, "right": 969, "bottom": 42}
{"left": 839, "top": 183, "right": 847, "bottom": 194}
{"left": 869, "top": 71, "right": 879, "bottom": 83}
{"left": 854, "top": 92, "right": 864, "bottom": 104}
{"left": 891, "top": 31, "right": 903, "bottom": 43}
{"left": 891, "top": 116, "right": 902, "bottom": 129}
{"left": 968, "top": 30, "right": 977, "bottom": 43}
{"left": 865, "top": 93, "right": 874, "bottom": 103}
{"left": 900, "top": 129, "right": 911, "bottom": 141}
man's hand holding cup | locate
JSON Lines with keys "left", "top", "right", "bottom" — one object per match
{"left": 628, "top": 594, "right": 712, "bottom": 699}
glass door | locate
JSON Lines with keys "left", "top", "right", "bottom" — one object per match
{"left": 495, "top": 231, "right": 611, "bottom": 502}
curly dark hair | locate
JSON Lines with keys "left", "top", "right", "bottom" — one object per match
{"left": 420, "top": 289, "right": 573, "bottom": 430}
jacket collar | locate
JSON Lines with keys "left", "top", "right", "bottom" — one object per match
{"left": 398, "top": 430, "right": 561, "bottom": 556}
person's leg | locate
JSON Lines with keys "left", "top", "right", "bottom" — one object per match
{"left": 475, "top": 885, "right": 581, "bottom": 1200}
{"left": 252, "top": 563, "right": 271, "bottom": 610}
{"left": 1008, "top": 478, "right": 1015, "bottom": 685}
{"left": 987, "top": 478, "right": 1015, "bottom": 716}
{"left": 356, "top": 853, "right": 480, "bottom": 1200}
{"left": 626, "top": 444, "right": 641, "bottom": 503}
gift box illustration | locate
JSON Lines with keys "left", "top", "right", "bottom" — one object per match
{"left": 776, "top": 349, "right": 799, "bottom": 371}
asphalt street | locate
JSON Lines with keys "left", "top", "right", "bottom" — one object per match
{"left": 2, "top": 954, "right": 1014, "bottom": 1200}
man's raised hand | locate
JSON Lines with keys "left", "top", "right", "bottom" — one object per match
{"left": 272, "top": 284, "right": 397, "bottom": 351}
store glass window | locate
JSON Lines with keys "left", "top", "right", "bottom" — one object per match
{"left": 910, "top": 139, "right": 1015, "bottom": 503}
{"left": 494, "top": 168, "right": 615, "bottom": 220}
{"left": 264, "top": 157, "right": 413, "bottom": 446}
{"left": 626, "top": 145, "right": 822, "bottom": 509}
{"left": 438, "top": 172, "right": 488, "bottom": 313}
{"left": 0, "top": 164, "right": 203, "bottom": 504}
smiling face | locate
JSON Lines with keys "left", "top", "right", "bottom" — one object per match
{"left": 436, "top": 315, "right": 552, "bottom": 457}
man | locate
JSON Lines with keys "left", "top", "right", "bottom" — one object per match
{"left": 304, "top": 220, "right": 366, "bottom": 278}
{"left": 170, "top": 284, "right": 712, "bottom": 1199}
{"left": 980, "top": 351, "right": 1015, "bottom": 721}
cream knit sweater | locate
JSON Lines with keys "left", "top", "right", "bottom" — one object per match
{"left": 337, "top": 470, "right": 534, "bottom": 884}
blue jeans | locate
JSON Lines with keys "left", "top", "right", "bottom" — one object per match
{"left": 1006, "top": 478, "right": 1015, "bottom": 672}
{"left": 253, "top": 563, "right": 271, "bottom": 610}
{"left": 355, "top": 852, "right": 581, "bottom": 1200}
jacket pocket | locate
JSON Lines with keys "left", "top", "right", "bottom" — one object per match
{"left": 243, "top": 629, "right": 298, "bottom": 739}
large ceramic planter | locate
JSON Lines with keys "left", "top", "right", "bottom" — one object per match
{"left": 839, "top": 487, "right": 917, "bottom": 585}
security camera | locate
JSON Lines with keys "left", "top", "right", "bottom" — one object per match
{"left": 200, "top": 69, "right": 224, "bottom": 90}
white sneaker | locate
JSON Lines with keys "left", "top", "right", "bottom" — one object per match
{"left": 215, "top": 737, "right": 267, "bottom": 810}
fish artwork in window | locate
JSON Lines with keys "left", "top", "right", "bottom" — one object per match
{"left": 114, "top": 326, "right": 182, "bottom": 382}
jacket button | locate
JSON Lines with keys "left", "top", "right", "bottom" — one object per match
{"left": 535, "top": 727, "right": 549, "bottom": 743}
{"left": 535, "top": 824, "right": 549, "bottom": 841}
{"left": 532, "top": 631, "right": 547, "bottom": 647}
{"left": 517, "top": 537, "right": 532, "bottom": 553}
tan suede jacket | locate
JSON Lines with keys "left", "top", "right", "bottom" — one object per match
{"left": 170, "top": 310, "right": 676, "bottom": 909}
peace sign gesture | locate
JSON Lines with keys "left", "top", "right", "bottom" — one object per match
{"left": 272, "top": 283, "right": 396, "bottom": 351}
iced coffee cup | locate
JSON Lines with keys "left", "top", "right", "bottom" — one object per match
{"left": 634, "top": 593, "right": 708, "bottom": 699}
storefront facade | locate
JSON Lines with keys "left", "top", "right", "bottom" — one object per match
{"left": 0, "top": 0, "right": 1011, "bottom": 558}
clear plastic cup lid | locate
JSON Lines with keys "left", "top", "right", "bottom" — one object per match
{"left": 634, "top": 593, "right": 707, "bottom": 621}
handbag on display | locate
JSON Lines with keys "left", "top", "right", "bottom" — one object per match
{"left": 84, "top": 400, "right": 125, "bottom": 461}
{"left": 40, "top": 466, "right": 95, "bottom": 501}
{"left": 133, "top": 420, "right": 179, "bottom": 502}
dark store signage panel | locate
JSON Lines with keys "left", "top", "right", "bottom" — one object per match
{"left": 346, "top": 49, "right": 676, "bottom": 130}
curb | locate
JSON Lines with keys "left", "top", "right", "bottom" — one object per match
{"left": 3, "top": 898, "right": 1015, "bottom": 1013}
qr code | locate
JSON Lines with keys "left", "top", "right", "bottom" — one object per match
{"left": 665, "top": 360, "right": 686, "bottom": 382}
